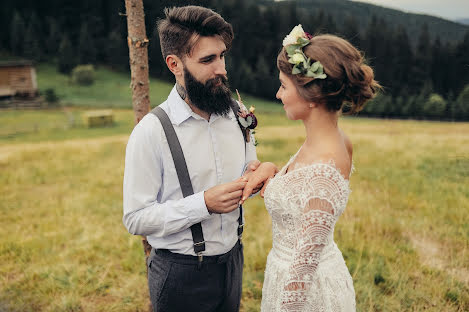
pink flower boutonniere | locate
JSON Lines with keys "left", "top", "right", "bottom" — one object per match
{"left": 236, "top": 89, "right": 258, "bottom": 145}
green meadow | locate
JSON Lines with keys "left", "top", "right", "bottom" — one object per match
{"left": 0, "top": 66, "right": 468, "bottom": 311}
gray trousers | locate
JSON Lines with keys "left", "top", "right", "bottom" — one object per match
{"left": 147, "top": 241, "right": 244, "bottom": 312}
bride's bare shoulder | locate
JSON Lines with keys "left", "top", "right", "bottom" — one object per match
{"left": 339, "top": 129, "right": 353, "bottom": 160}
{"left": 314, "top": 153, "right": 351, "bottom": 180}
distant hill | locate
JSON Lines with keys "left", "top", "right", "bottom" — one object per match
{"left": 264, "top": 0, "right": 469, "bottom": 44}
{"left": 456, "top": 18, "right": 469, "bottom": 25}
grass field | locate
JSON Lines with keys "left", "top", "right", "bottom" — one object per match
{"left": 1, "top": 66, "right": 468, "bottom": 311}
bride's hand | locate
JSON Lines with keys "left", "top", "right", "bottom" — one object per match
{"left": 243, "top": 160, "right": 261, "bottom": 175}
{"left": 240, "top": 162, "right": 278, "bottom": 203}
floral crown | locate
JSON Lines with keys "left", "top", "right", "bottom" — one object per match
{"left": 282, "top": 24, "right": 327, "bottom": 80}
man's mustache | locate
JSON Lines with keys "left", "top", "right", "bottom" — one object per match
{"left": 206, "top": 75, "right": 229, "bottom": 88}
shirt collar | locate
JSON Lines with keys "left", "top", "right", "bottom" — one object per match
{"left": 166, "top": 84, "right": 238, "bottom": 125}
{"left": 166, "top": 85, "right": 195, "bottom": 126}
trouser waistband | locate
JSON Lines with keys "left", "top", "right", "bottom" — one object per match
{"left": 152, "top": 240, "right": 242, "bottom": 265}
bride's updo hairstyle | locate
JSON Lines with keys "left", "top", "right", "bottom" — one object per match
{"left": 277, "top": 34, "right": 380, "bottom": 114}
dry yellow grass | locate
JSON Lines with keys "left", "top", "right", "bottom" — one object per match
{"left": 0, "top": 114, "right": 468, "bottom": 311}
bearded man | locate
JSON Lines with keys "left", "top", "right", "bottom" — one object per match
{"left": 123, "top": 5, "right": 274, "bottom": 312}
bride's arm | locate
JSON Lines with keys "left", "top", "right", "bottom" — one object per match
{"left": 280, "top": 182, "right": 338, "bottom": 311}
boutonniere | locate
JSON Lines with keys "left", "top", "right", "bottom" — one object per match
{"left": 236, "top": 89, "right": 258, "bottom": 145}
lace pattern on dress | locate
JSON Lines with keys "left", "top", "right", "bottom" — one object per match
{"left": 261, "top": 151, "right": 356, "bottom": 312}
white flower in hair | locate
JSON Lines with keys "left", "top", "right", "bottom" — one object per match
{"left": 290, "top": 53, "right": 305, "bottom": 64}
{"left": 282, "top": 24, "right": 306, "bottom": 47}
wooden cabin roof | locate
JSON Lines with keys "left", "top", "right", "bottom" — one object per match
{"left": 0, "top": 60, "right": 34, "bottom": 68}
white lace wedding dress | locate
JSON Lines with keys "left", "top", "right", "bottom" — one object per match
{"left": 261, "top": 152, "right": 356, "bottom": 312}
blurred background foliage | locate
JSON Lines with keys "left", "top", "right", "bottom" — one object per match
{"left": 1, "top": 0, "right": 468, "bottom": 120}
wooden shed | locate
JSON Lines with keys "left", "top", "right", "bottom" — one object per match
{"left": 0, "top": 60, "right": 38, "bottom": 99}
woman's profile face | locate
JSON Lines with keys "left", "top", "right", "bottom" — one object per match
{"left": 276, "top": 71, "right": 311, "bottom": 120}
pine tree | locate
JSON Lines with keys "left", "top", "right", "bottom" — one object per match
{"left": 86, "top": 15, "right": 106, "bottom": 63}
{"left": 454, "top": 32, "right": 469, "bottom": 95}
{"left": 342, "top": 15, "right": 361, "bottom": 49}
{"left": 315, "top": 10, "right": 327, "bottom": 34}
{"left": 255, "top": 56, "right": 276, "bottom": 98}
{"left": 364, "top": 15, "right": 379, "bottom": 59}
{"left": 78, "top": 22, "right": 97, "bottom": 65}
{"left": 10, "top": 11, "right": 25, "bottom": 56}
{"left": 375, "top": 18, "right": 393, "bottom": 90}
{"left": 45, "top": 18, "right": 61, "bottom": 57}
{"left": 107, "top": 30, "right": 128, "bottom": 71}
{"left": 58, "top": 34, "right": 76, "bottom": 74}
{"left": 23, "top": 12, "right": 44, "bottom": 61}
{"left": 430, "top": 37, "right": 449, "bottom": 96}
{"left": 413, "top": 23, "right": 432, "bottom": 91}
{"left": 392, "top": 26, "right": 413, "bottom": 96}
{"left": 325, "top": 14, "right": 338, "bottom": 34}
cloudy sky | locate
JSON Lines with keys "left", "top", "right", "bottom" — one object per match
{"left": 351, "top": 0, "right": 469, "bottom": 20}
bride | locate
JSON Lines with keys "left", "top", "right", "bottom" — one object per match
{"left": 241, "top": 26, "right": 380, "bottom": 311}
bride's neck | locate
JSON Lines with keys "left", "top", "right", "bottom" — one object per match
{"left": 303, "top": 109, "right": 339, "bottom": 148}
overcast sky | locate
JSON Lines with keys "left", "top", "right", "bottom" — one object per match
{"left": 351, "top": 0, "right": 469, "bottom": 20}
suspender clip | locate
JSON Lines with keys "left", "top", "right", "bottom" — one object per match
{"left": 238, "top": 223, "right": 244, "bottom": 244}
{"left": 197, "top": 253, "right": 203, "bottom": 269}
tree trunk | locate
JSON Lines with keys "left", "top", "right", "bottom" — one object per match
{"left": 125, "top": 0, "right": 151, "bottom": 124}
{"left": 124, "top": 0, "right": 152, "bottom": 310}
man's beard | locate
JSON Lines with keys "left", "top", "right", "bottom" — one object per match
{"left": 183, "top": 67, "right": 232, "bottom": 117}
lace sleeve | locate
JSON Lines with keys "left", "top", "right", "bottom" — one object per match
{"left": 280, "top": 167, "right": 341, "bottom": 311}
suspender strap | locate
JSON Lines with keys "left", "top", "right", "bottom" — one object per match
{"left": 152, "top": 106, "right": 205, "bottom": 254}
{"left": 229, "top": 99, "right": 247, "bottom": 144}
{"left": 229, "top": 99, "right": 245, "bottom": 241}
{"left": 237, "top": 205, "right": 244, "bottom": 241}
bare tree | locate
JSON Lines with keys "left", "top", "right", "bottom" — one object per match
{"left": 125, "top": 0, "right": 151, "bottom": 124}
{"left": 124, "top": 0, "right": 152, "bottom": 310}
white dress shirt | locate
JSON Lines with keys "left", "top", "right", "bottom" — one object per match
{"left": 123, "top": 85, "right": 257, "bottom": 256}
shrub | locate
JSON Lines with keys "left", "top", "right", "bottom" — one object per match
{"left": 423, "top": 93, "right": 447, "bottom": 118}
{"left": 455, "top": 84, "right": 469, "bottom": 119}
{"left": 44, "top": 88, "right": 59, "bottom": 104}
{"left": 71, "top": 64, "right": 95, "bottom": 86}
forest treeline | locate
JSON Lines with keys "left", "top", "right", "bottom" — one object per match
{"left": 2, "top": 0, "right": 469, "bottom": 120}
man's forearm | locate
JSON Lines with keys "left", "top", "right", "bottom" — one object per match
{"left": 123, "top": 191, "right": 210, "bottom": 236}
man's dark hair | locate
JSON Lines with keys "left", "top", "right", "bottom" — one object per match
{"left": 157, "top": 5, "right": 234, "bottom": 59}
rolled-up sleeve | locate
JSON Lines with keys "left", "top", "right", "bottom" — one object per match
{"left": 122, "top": 117, "right": 210, "bottom": 237}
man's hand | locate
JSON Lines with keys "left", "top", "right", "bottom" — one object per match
{"left": 240, "top": 162, "right": 278, "bottom": 203}
{"left": 204, "top": 180, "right": 247, "bottom": 214}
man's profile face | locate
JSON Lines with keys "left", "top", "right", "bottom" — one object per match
{"left": 182, "top": 36, "right": 232, "bottom": 115}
